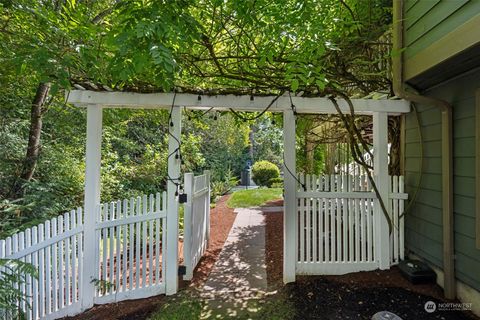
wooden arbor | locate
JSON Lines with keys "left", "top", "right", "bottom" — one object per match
{"left": 67, "top": 90, "right": 409, "bottom": 308}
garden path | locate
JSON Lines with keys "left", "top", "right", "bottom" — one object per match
{"left": 199, "top": 207, "right": 279, "bottom": 318}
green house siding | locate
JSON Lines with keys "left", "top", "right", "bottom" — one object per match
{"left": 404, "top": 0, "right": 480, "bottom": 59}
{"left": 404, "top": 69, "right": 480, "bottom": 291}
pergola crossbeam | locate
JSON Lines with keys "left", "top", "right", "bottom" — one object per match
{"left": 67, "top": 90, "right": 410, "bottom": 115}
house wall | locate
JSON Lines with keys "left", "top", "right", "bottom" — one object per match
{"left": 404, "top": 0, "right": 480, "bottom": 60}
{"left": 404, "top": 68, "right": 480, "bottom": 292}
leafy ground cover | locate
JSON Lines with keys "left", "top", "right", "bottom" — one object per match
{"left": 227, "top": 188, "right": 283, "bottom": 208}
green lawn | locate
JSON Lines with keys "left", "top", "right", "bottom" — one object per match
{"left": 227, "top": 188, "right": 283, "bottom": 208}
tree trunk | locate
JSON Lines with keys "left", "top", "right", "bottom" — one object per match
{"left": 20, "top": 82, "right": 50, "bottom": 182}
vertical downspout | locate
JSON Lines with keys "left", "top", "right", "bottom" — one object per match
{"left": 392, "top": 0, "right": 456, "bottom": 299}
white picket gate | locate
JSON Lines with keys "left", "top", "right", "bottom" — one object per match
{"left": 0, "top": 191, "right": 170, "bottom": 320}
{"left": 94, "top": 192, "right": 168, "bottom": 304}
{"left": 295, "top": 174, "right": 407, "bottom": 275}
{"left": 183, "top": 171, "right": 211, "bottom": 280}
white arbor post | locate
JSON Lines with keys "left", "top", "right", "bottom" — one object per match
{"left": 283, "top": 109, "right": 296, "bottom": 283}
{"left": 373, "top": 112, "right": 390, "bottom": 269}
{"left": 82, "top": 105, "right": 103, "bottom": 310}
{"left": 166, "top": 106, "right": 182, "bottom": 295}
{"left": 183, "top": 172, "right": 194, "bottom": 281}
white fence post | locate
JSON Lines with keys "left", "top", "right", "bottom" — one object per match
{"left": 204, "top": 170, "right": 211, "bottom": 245}
{"left": 283, "top": 109, "right": 296, "bottom": 283}
{"left": 166, "top": 106, "right": 181, "bottom": 295}
{"left": 183, "top": 172, "right": 194, "bottom": 280}
{"left": 82, "top": 105, "right": 103, "bottom": 310}
{"left": 373, "top": 112, "right": 390, "bottom": 270}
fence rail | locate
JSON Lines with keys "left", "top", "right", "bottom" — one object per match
{"left": 295, "top": 174, "right": 407, "bottom": 275}
{"left": 183, "top": 171, "right": 211, "bottom": 280}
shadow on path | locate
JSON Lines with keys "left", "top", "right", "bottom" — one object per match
{"left": 200, "top": 208, "right": 277, "bottom": 318}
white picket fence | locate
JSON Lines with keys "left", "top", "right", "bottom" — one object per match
{"left": 0, "top": 209, "right": 84, "bottom": 320}
{"left": 295, "top": 174, "right": 407, "bottom": 275}
{"left": 0, "top": 191, "right": 169, "bottom": 320}
{"left": 183, "top": 171, "right": 211, "bottom": 280}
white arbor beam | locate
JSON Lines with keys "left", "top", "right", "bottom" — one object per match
{"left": 67, "top": 90, "right": 410, "bottom": 115}
{"left": 373, "top": 112, "right": 390, "bottom": 270}
{"left": 165, "top": 106, "right": 182, "bottom": 295}
{"left": 82, "top": 105, "right": 103, "bottom": 310}
{"left": 283, "top": 109, "right": 296, "bottom": 283}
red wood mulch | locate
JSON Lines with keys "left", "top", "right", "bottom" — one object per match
{"left": 65, "top": 194, "right": 236, "bottom": 320}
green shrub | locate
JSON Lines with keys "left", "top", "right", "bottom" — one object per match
{"left": 252, "top": 161, "right": 280, "bottom": 187}
{"left": 210, "top": 169, "right": 239, "bottom": 202}
{"left": 269, "top": 177, "right": 284, "bottom": 188}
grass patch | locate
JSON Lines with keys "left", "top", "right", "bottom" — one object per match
{"left": 148, "top": 293, "right": 202, "bottom": 320}
{"left": 227, "top": 188, "right": 282, "bottom": 208}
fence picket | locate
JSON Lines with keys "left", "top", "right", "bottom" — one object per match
{"left": 336, "top": 177, "right": 342, "bottom": 262}
{"left": 24, "top": 229, "right": 33, "bottom": 319}
{"left": 129, "top": 198, "right": 135, "bottom": 290}
{"left": 142, "top": 195, "right": 148, "bottom": 288}
{"left": 122, "top": 199, "right": 128, "bottom": 292}
{"left": 70, "top": 211, "right": 77, "bottom": 304}
{"left": 116, "top": 201, "right": 122, "bottom": 292}
{"left": 155, "top": 193, "right": 161, "bottom": 284}
{"left": 330, "top": 175, "right": 336, "bottom": 262}
{"left": 38, "top": 224, "right": 46, "bottom": 317}
{"left": 18, "top": 231, "right": 26, "bottom": 313}
{"left": 101, "top": 205, "right": 108, "bottom": 296}
{"left": 311, "top": 175, "right": 317, "bottom": 263}
{"left": 399, "top": 176, "right": 405, "bottom": 260}
{"left": 135, "top": 197, "right": 141, "bottom": 289}
{"left": 341, "top": 175, "right": 348, "bottom": 262}
{"left": 77, "top": 208, "right": 84, "bottom": 300}
{"left": 42, "top": 221, "right": 51, "bottom": 314}
{"left": 109, "top": 202, "right": 115, "bottom": 295}
{"left": 64, "top": 213, "right": 71, "bottom": 305}
{"left": 393, "top": 176, "right": 399, "bottom": 264}
{"left": 305, "top": 174, "right": 311, "bottom": 263}
{"left": 299, "top": 174, "right": 305, "bottom": 262}
{"left": 162, "top": 192, "right": 167, "bottom": 284}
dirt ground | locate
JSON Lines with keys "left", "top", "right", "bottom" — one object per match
{"left": 263, "top": 202, "right": 479, "bottom": 320}
{"left": 65, "top": 194, "right": 237, "bottom": 320}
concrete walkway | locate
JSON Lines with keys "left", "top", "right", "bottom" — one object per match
{"left": 200, "top": 207, "right": 275, "bottom": 318}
